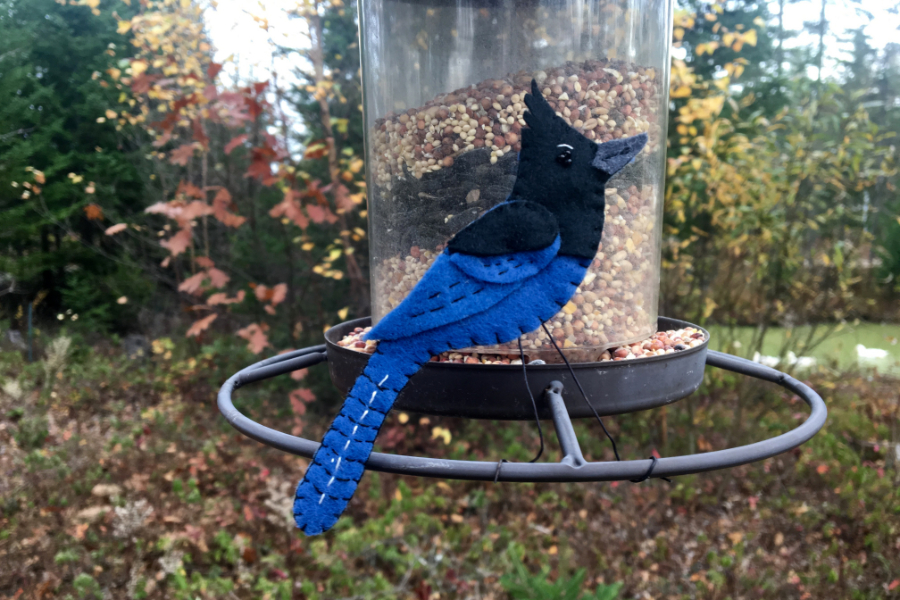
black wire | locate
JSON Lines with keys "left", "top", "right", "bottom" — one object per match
{"left": 541, "top": 323, "right": 621, "bottom": 462}
{"left": 518, "top": 337, "right": 544, "bottom": 463}
{"left": 629, "top": 455, "right": 671, "bottom": 483}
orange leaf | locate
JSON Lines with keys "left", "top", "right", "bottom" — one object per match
{"left": 195, "top": 256, "right": 215, "bottom": 269}
{"left": 254, "top": 284, "right": 271, "bottom": 302}
{"left": 145, "top": 201, "right": 184, "bottom": 219}
{"left": 84, "top": 203, "right": 104, "bottom": 220}
{"left": 178, "top": 182, "right": 205, "bottom": 199}
{"left": 160, "top": 228, "right": 192, "bottom": 257}
{"left": 178, "top": 272, "right": 208, "bottom": 295}
{"left": 816, "top": 464, "right": 829, "bottom": 475}
{"left": 889, "top": 580, "right": 899, "bottom": 591}
{"left": 224, "top": 134, "right": 248, "bottom": 155}
{"left": 291, "top": 368, "right": 308, "bottom": 381}
{"left": 334, "top": 183, "right": 355, "bottom": 212}
{"left": 192, "top": 119, "right": 209, "bottom": 149}
{"left": 105, "top": 223, "right": 128, "bottom": 235}
{"left": 269, "top": 190, "right": 309, "bottom": 229}
{"left": 170, "top": 143, "right": 196, "bottom": 166}
{"left": 270, "top": 283, "right": 287, "bottom": 305}
{"left": 306, "top": 204, "right": 338, "bottom": 224}
{"left": 289, "top": 388, "right": 315, "bottom": 415}
{"left": 264, "top": 305, "right": 276, "bottom": 315}
{"left": 212, "top": 188, "right": 246, "bottom": 228}
{"left": 208, "top": 62, "right": 223, "bottom": 80}
{"left": 186, "top": 314, "right": 217, "bottom": 337}
{"left": 237, "top": 323, "right": 270, "bottom": 354}
{"left": 207, "top": 290, "right": 245, "bottom": 305}
{"left": 181, "top": 200, "right": 214, "bottom": 221}
{"left": 206, "top": 268, "right": 230, "bottom": 289}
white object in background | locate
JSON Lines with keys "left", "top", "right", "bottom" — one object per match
{"left": 856, "top": 344, "right": 889, "bottom": 360}
{"left": 856, "top": 344, "right": 892, "bottom": 371}
{"left": 752, "top": 352, "right": 781, "bottom": 368}
{"left": 786, "top": 351, "right": 818, "bottom": 371}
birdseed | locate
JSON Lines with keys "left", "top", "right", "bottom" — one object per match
{"left": 337, "top": 326, "right": 706, "bottom": 365}
{"left": 369, "top": 59, "right": 664, "bottom": 362}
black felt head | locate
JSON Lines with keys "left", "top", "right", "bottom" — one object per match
{"left": 511, "top": 80, "right": 648, "bottom": 258}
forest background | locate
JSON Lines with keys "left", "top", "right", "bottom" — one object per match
{"left": 1, "top": 0, "right": 900, "bottom": 599}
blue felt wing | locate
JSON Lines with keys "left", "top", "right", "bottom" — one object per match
{"left": 449, "top": 235, "right": 560, "bottom": 284}
{"left": 366, "top": 252, "right": 522, "bottom": 342}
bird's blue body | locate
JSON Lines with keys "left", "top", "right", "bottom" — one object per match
{"left": 293, "top": 80, "right": 648, "bottom": 535}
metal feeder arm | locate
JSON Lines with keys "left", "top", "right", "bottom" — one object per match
{"left": 218, "top": 345, "right": 827, "bottom": 483}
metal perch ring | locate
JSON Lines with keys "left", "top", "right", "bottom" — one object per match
{"left": 217, "top": 346, "right": 826, "bottom": 483}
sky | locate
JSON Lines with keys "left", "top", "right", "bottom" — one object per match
{"left": 202, "top": 0, "right": 900, "bottom": 97}
{"left": 203, "top": 0, "right": 307, "bottom": 87}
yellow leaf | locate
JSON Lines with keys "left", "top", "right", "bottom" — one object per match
{"left": 394, "top": 488, "right": 402, "bottom": 501}
{"left": 431, "top": 426, "right": 452, "bottom": 445}
{"left": 117, "top": 296, "right": 128, "bottom": 304}
{"left": 743, "top": 29, "right": 758, "bottom": 47}
{"left": 398, "top": 412, "right": 409, "bottom": 424}
{"left": 117, "top": 20, "right": 132, "bottom": 35}
{"left": 96, "top": 117, "right": 106, "bottom": 123}
{"left": 33, "top": 170, "right": 45, "bottom": 184}
{"left": 130, "top": 60, "right": 148, "bottom": 77}
{"left": 671, "top": 85, "right": 692, "bottom": 98}
{"left": 105, "top": 109, "right": 117, "bottom": 120}
{"left": 674, "top": 27, "right": 685, "bottom": 41}
{"left": 337, "top": 307, "right": 349, "bottom": 320}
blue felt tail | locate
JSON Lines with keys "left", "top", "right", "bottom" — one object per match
{"left": 293, "top": 341, "right": 429, "bottom": 536}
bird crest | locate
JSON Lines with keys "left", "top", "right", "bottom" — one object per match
{"left": 522, "top": 79, "right": 573, "bottom": 142}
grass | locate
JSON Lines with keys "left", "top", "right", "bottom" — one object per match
{"left": 708, "top": 322, "right": 900, "bottom": 373}
{"left": 1, "top": 331, "right": 899, "bottom": 599}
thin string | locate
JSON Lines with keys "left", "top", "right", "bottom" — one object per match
{"left": 493, "top": 459, "right": 508, "bottom": 483}
{"left": 518, "top": 337, "right": 544, "bottom": 463}
{"left": 541, "top": 323, "right": 621, "bottom": 462}
{"left": 629, "top": 456, "right": 672, "bottom": 483}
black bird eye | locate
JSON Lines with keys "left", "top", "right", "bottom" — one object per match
{"left": 556, "top": 148, "right": 573, "bottom": 167}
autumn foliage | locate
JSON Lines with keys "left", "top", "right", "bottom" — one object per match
{"left": 86, "top": 0, "right": 370, "bottom": 424}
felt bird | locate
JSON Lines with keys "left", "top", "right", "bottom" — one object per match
{"left": 293, "top": 80, "right": 648, "bottom": 535}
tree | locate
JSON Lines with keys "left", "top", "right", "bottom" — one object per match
{"left": 0, "top": 0, "right": 147, "bottom": 331}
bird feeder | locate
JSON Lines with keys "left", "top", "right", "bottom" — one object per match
{"left": 362, "top": 0, "right": 670, "bottom": 361}
{"left": 218, "top": 0, "right": 825, "bottom": 487}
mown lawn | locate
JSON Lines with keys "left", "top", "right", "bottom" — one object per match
{"left": 707, "top": 322, "right": 900, "bottom": 374}
{"left": 1, "top": 334, "right": 898, "bottom": 600}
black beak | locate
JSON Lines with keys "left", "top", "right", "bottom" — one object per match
{"left": 592, "top": 133, "right": 648, "bottom": 176}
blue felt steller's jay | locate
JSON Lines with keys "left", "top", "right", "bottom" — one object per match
{"left": 294, "top": 80, "right": 648, "bottom": 535}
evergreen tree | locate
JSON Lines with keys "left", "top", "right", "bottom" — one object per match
{"left": 0, "top": 0, "right": 148, "bottom": 331}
